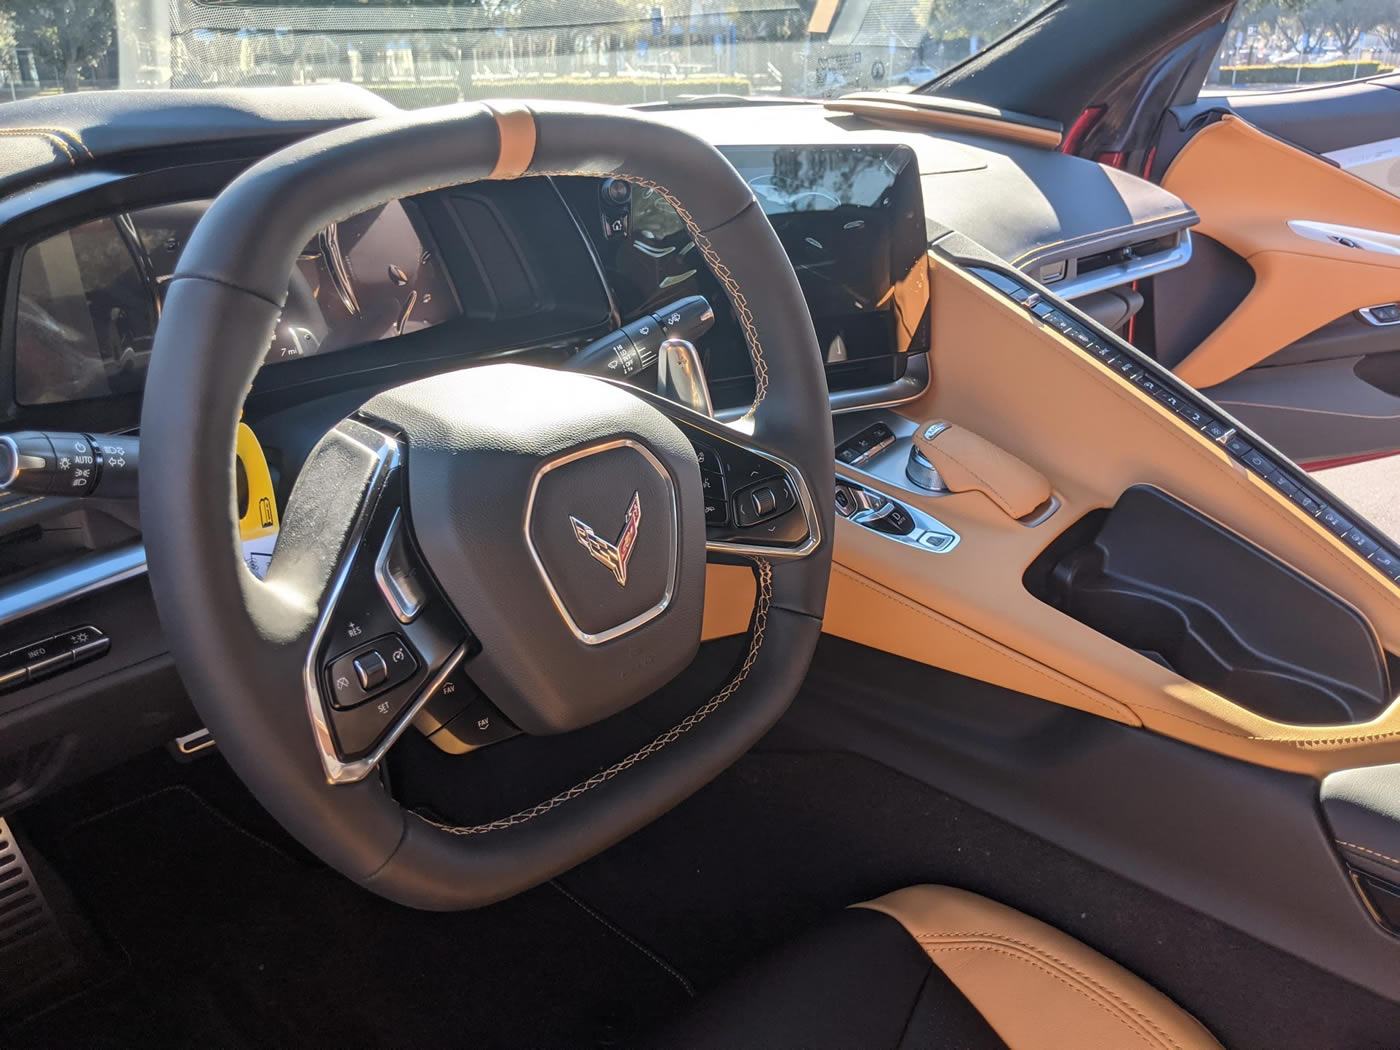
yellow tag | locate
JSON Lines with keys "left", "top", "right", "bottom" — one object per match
{"left": 236, "top": 422, "right": 279, "bottom": 542}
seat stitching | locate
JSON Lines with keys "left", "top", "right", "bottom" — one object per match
{"left": 414, "top": 559, "right": 771, "bottom": 836}
{"left": 531, "top": 169, "right": 768, "bottom": 416}
{"left": 917, "top": 936, "right": 1181, "bottom": 1050}
{"left": 1336, "top": 839, "right": 1400, "bottom": 868}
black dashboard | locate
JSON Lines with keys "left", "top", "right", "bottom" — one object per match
{"left": 5, "top": 139, "right": 931, "bottom": 426}
{"left": 0, "top": 85, "right": 1197, "bottom": 810}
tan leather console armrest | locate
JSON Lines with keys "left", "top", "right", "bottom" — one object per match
{"left": 913, "top": 421, "right": 1052, "bottom": 519}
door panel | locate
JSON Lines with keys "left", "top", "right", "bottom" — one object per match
{"left": 1159, "top": 114, "right": 1400, "bottom": 390}
{"left": 1150, "top": 80, "right": 1400, "bottom": 463}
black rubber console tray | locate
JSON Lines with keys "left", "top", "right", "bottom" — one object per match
{"left": 1026, "top": 486, "right": 1391, "bottom": 725}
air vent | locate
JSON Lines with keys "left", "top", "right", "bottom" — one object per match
{"left": 1076, "top": 234, "right": 1178, "bottom": 277}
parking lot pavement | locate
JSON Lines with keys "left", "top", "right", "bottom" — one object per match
{"left": 1313, "top": 455, "right": 1400, "bottom": 545}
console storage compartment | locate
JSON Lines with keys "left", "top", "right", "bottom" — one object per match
{"left": 1026, "top": 486, "right": 1392, "bottom": 725}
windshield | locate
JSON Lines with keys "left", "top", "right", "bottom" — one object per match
{"left": 0, "top": 0, "right": 1052, "bottom": 108}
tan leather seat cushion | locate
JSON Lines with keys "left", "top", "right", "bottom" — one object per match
{"left": 856, "top": 885, "right": 1221, "bottom": 1050}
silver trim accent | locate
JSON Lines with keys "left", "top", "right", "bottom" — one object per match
{"left": 0, "top": 436, "right": 18, "bottom": 489}
{"left": 374, "top": 509, "right": 424, "bottom": 623}
{"left": 0, "top": 544, "right": 147, "bottom": 629}
{"left": 695, "top": 430, "right": 823, "bottom": 561}
{"left": 319, "top": 222, "right": 362, "bottom": 318}
{"left": 905, "top": 447, "right": 948, "bottom": 492}
{"left": 299, "top": 422, "right": 434, "bottom": 786}
{"left": 658, "top": 338, "right": 716, "bottom": 418}
{"left": 523, "top": 439, "right": 679, "bottom": 646}
{"left": 174, "top": 728, "right": 216, "bottom": 755}
{"left": 1052, "top": 231, "right": 1194, "bottom": 301}
{"left": 835, "top": 475, "right": 960, "bottom": 554}
{"left": 1018, "top": 494, "right": 1061, "bottom": 528}
{"left": 1359, "top": 305, "right": 1400, "bottom": 327}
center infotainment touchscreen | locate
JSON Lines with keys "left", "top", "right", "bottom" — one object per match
{"left": 619, "top": 143, "right": 931, "bottom": 400}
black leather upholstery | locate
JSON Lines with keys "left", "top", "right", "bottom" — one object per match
{"left": 1321, "top": 762, "right": 1400, "bottom": 884}
{"left": 653, "top": 908, "right": 1008, "bottom": 1050}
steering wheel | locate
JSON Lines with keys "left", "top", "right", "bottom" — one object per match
{"left": 139, "top": 102, "right": 834, "bottom": 909}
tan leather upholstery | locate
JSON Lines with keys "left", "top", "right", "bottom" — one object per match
{"left": 856, "top": 886, "right": 1222, "bottom": 1050}
{"left": 1161, "top": 114, "right": 1400, "bottom": 389}
{"left": 702, "top": 563, "right": 757, "bottom": 640}
{"left": 821, "top": 260, "right": 1400, "bottom": 775}
{"left": 484, "top": 101, "right": 537, "bottom": 179}
{"left": 913, "top": 421, "right": 1052, "bottom": 519}
{"left": 700, "top": 255, "right": 1400, "bottom": 772}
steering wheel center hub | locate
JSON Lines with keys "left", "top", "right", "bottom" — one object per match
{"left": 362, "top": 363, "right": 706, "bottom": 735}
{"left": 525, "top": 438, "right": 678, "bottom": 645}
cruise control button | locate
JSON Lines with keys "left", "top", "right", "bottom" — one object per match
{"left": 353, "top": 651, "right": 389, "bottom": 691}
{"left": 331, "top": 684, "right": 417, "bottom": 758}
{"left": 328, "top": 634, "right": 418, "bottom": 709}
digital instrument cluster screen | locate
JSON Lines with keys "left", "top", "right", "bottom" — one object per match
{"left": 13, "top": 199, "right": 459, "bottom": 406}
{"left": 596, "top": 143, "right": 931, "bottom": 390}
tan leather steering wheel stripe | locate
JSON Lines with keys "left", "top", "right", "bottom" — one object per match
{"left": 483, "top": 101, "right": 538, "bottom": 180}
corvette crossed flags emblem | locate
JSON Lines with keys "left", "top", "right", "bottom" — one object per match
{"left": 570, "top": 491, "right": 642, "bottom": 587}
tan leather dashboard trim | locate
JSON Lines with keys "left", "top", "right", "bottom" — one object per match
{"left": 811, "top": 259, "right": 1400, "bottom": 775}
{"left": 822, "top": 98, "right": 1063, "bottom": 149}
{"left": 1160, "top": 114, "right": 1400, "bottom": 389}
{"left": 855, "top": 886, "right": 1223, "bottom": 1050}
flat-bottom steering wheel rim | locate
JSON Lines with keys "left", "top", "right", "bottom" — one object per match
{"left": 140, "top": 100, "right": 834, "bottom": 910}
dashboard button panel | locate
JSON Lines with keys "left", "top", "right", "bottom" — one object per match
{"left": 0, "top": 625, "right": 108, "bottom": 696}
{"left": 967, "top": 264, "right": 1400, "bottom": 589}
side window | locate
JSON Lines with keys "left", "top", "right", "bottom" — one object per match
{"left": 1206, "top": 1, "right": 1398, "bottom": 95}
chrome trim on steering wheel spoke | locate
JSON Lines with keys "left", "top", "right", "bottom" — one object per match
{"left": 300, "top": 421, "right": 451, "bottom": 785}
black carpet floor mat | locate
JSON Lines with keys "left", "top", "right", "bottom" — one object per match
{"left": 9, "top": 745, "right": 1400, "bottom": 1049}
{"left": 3, "top": 780, "right": 691, "bottom": 1049}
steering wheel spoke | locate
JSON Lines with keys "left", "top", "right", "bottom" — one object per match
{"left": 295, "top": 419, "right": 496, "bottom": 784}
{"left": 627, "top": 390, "right": 822, "bottom": 561}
